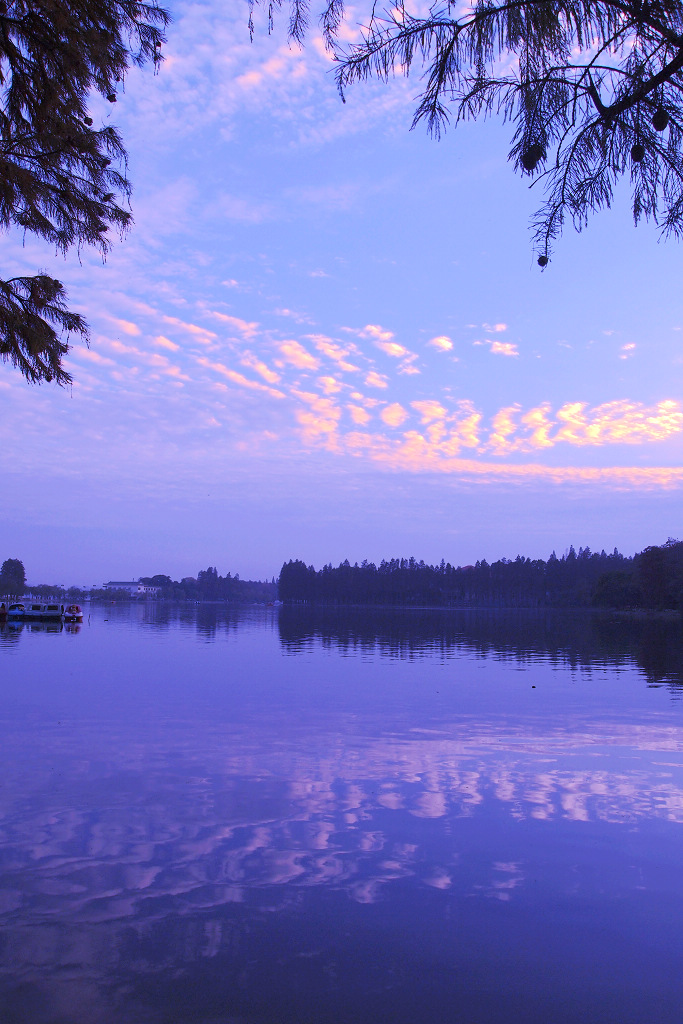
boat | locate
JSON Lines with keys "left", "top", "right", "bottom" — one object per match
{"left": 63, "top": 604, "right": 83, "bottom": 623}
{"left": 7, "top": 602, "right": 65, "bottom": 621}
{"left": 25, "top": 603, "right": 64, "bottom": 621}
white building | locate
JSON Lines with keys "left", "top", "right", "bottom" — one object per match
{"left": 103, "top": 581, "right": 160, "bottom": 597}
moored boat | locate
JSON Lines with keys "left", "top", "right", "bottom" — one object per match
{"left": 63, "top": 604, "right": 83, "bottom": 623}
{"left": 25, "top": 603, "right": 64, "bottom": 621}
{"left": 8, "top": 602, "right": 65, "bottom": 621}
{"left": 43, "top": 603, "right": 65, "bottom": 621}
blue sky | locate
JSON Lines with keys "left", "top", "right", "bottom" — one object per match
{"left": 1, "top": 1, "right": 682, "bottom": 586}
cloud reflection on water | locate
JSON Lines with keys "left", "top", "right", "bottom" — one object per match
{"left": 2, "top": 608, "right": 683, "bottom": 1023}
{"left": 1, "top": 713, "right": 683, "bottom": 928}
{"left": 2, "top": 713, "right": 683, "bottom": 1021}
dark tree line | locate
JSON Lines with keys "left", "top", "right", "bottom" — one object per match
{"left": 279, "top": 539, "right": 683, "bottom": 610}
{"left": 136, "top": 568, "right": 276, "bottom": 604}
{"left": 0, "top": 560, "right": 277, "bottom": 603}
{"left": 89, "top": 569, "right": 275, "bottom": 603}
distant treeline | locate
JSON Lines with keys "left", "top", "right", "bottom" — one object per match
{"left": 137, "top": 569, "right": 276, "bottom": 603}
{"left": 26, "top": 568, "right": 277, "bottom": 605}
{"left": 278, "top": 540, "right": 683, "bottom": 610}
{"left": 117, "top": 568, "right": 276, "bottom": 604}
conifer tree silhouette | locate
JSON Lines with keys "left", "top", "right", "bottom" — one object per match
{"left": 0, "top": 0, "right": 168, "bottom": 383}
{"left": 259, "top": 0, "right": 683, "bottom": 266}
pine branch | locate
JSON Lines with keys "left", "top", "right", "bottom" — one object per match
{"left": 0, "top": 274, "right": 88, "bottom": 385}
{"left": 0, "top": 0, "right": 169, "bottom": 383}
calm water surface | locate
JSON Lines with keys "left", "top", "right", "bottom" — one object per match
{"left": 1, "top": 605, "right": 683, "bottom": 1024}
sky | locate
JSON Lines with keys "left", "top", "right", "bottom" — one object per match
{"left": 1, "top": 1, "right": 683, "bottom": 586}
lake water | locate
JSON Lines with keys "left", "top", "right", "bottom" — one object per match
{"left": 1, "top": 604, "right": 683, "bottom": 1024}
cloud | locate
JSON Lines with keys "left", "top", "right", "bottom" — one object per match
{"left": 337, "top": 430, "right": 683, "bottom": 487}
{"left": 488, "top": 406, "right": 520, "bottom": 453}
{"left": 100, "top": 340, "right": 186, "bottom": 379}
{"left": 154, "top": 335, "right": 180, "bottom": 352}
{"left": 161, "top": 314, "right": 218, "bottom": 344}
{"left": 428, "top": 336, "right": 453, "bottom": 351}
{"left": 484, "top": 400, "right": 682, "bottom": 454}
{"left": 240, "top": 351, "right": 281, "bottom": 384}
{"left": 366, "top": 332, "right": 420, "bottom": 375}
{"left": 207, "top": 312, "right": 259, "bottom": 339}
{"left": 163, "top": 364, "right": 191, "bottom": 382}
{"left": 107, "top": 317, "right": 141, "bottom": 337}
{"left": 7, "top": 0, "right": 679, "bottom": 539}
{"left": 412, "top": 400, "right": 448, "bottom": 423}
{"left": 357, "top": 324, "right": 394, "bottom": 343}
{"left": 106, "top": 339, "right": 141, "bottom": 356}
{"left": 348, "top": 404, "right": 371, "bottom": 425}
{"left": 554, "top": 400, "right": 682, "bottom": 446}
{"left": 381, "top": 403, "right": 408, "bottom": 428}
{"left": 196, "top": 357, "right": 285, "bottom": 398}
{"left": 274, "top": 307, "right": 315, "bottom": 324}
{"left": 521, "top": 403, "right": 554, "bottom": 449}
{"left": 99, "top": 340, "right": 181, "bottom": 379}
{"left": 308, "top": 335, "right": 360, "bottom": 372}
{"left": 278, "top": 340, "right": 320, "bottom": 370}
{"left": 289, "top": 394, "right": 682, "bottom": 482}
{"left": 293, "top": 390, "right": 342, "bottom": 446}
{"left": 70, "top": 348, "right": 116, "bottom": 367}
{"left": 108, "top": 0, "right": 418, "bottom": 181}
{"left": 318, "top": 375, "right": 343, "bottom": 395}
{"left": 490, "top": 341, "right": 519, "bottom": 357}
{"left": 233, "top": 46, "right": 307, "bottom": 95}
{"left": 375, "top": 340, "right": 409, "bottom": 358}
{"left": 454, "top": 402, "right": 483, "bottom": 448}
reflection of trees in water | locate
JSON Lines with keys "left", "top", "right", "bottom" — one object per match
{"left": 278, "top": 607, "right": 683, "bottom": 688}
{"left": 91, "top": 603, "right": 277, "bottom": 641}
{"left": 135, "top": 603, "right": 238, "bottom": 639}
{"left": 193, "top": 603, "right": 239, "bottom": 641}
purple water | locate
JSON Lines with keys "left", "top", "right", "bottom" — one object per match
{"left": 1, "top": 605, "right": 682, "bottom": 1023}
